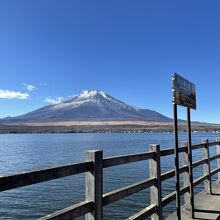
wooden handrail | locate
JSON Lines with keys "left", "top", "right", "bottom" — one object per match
{"left": 103, "top": 151, "right": 155, "bottom": 168}
{"left": 103, "top": 177, "right": 156, "bottom": 206}
{"left": 0, "top": 139, "right": 220, "bottom": 219}
{"left": 210, "top": 154, "right": 220, "bottom": 161}
{"left": 0, "top": 161, "right": 93, "bottom": 192}
{"left": 38, "top": 201, "right": 94, "bottom": 220}
{"left": 192, "top": 158, "right": 207, "bottom": 169}
{"left": 193, "top": 174, "right": 209, "bottom": 187}
{"left": 160, "top": 148, "right": 174, "bottom": 156}
{"left": 127, "top": 204, "right": 157, "bottom": 220}
{"left": 161, "top": 165, "right": 188, "bottom": 182}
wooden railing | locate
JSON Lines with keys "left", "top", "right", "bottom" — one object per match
{"left": 0, "top": 139, "right": 220, "bottom": 219}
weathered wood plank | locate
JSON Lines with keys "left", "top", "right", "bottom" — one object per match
{"left": 161, "top": 169, "right": 175, "bottom": 182}
{"left": 162, "top": 185, "right": 189, "bottom": 208}
{"left": 203, "top": 139, "right": 212, "bottom": 193}
{"left": 103, "top": 152, "right": 155, "bottom": 168}
{"left": 162, "top": 191, "right": 176, "bottom": 208}
{"left": 0, "top": 161, "right": 93, "bottom": 192}
{"left": 179, "top": 146, "right": 188, "bottom": 153}
{"left": 208, "top": 141, "right": 220, "bottom": 147}
{"left": 182, "top": 141, "right": 191, "bottom": 211}
{"left": 160, "top": 146, "right": 187, "bottom": 157}
{"left": 127, "top": 204, "right": 157, "bottom": 220}
{"left": 193, "top": 174, "right": 208, "bottom": 187}
{"left": 179, "top": 165, "right": 189, "bottom": 174}
{"left": 180, "top": 186, "right": 190, "bottom": 196}
{"left": 192, "top": 143, "right": 205, "bottom": 150}
{"left": 38, "top": 201, "right": 94, "bottom": 220}
{"left": 160, "top": 148, "right": 174, "bottom": 157}
{"left": 192, "top": 158, "right": 207, "bottom": 169}
{"left": 209, "top": 154, "right": 220, "bottom": 161}
{"left": 103, "top": 177, "right": 156, "bottom": 206}
{"left": 160, "top": 166, "right": 188, "bottom": 182}
{"left": 150, "top": 144, "right": 162, "bottom": 220}
{"left": 210, "top": 167, "right": 220, "bottom": 177}
{"left": 86, "top": 150, "right": 103, "bottom": 220}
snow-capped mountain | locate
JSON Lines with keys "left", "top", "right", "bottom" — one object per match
{"left": 1, "top": 90, "right": 170, "bottom": 123}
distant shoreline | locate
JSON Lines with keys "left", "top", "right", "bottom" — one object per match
{"left": 0, "top": 121, "right": 220, "bottom": 134}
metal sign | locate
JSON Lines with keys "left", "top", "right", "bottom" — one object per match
{"left": 172, "top": 73, "right": 196, "bottom": 109}
{"left": 172, "top": 72, "right": 197, "bottom": 219}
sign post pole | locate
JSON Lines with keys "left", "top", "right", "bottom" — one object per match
{"left": 187, "top": 107, "right": 195, "bottom": 218}
{"left": 172, "top": 73, "right": 196, "bottom": 220}
{"left": 173, "top": 103, "right": 181, "bottom": 220}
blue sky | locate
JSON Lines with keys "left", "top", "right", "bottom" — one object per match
{"left": 0, "top": 0, "right": 220, "bottom": 123}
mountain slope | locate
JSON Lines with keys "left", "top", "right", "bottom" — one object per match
{"left": 1, "top": 90, "right": 171, "bottom": 123}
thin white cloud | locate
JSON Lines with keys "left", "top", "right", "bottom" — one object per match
{"left": 0, "top": 89, "right": 29, "bottom": 99}
{"left": 44, "top": 96, "right": 64, "bottom": 104}
{"left": 23, "top": 83, "right": 37, "bottom": 91}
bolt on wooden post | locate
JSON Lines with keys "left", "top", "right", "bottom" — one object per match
{"left": 85, "top": 150, "right": 103, "bottom": 220}
{"left": 203, "top": 139, "right": 212, "bottom": 194}
{"left": 149, "top": 144, "right": 162, "bottom": 220}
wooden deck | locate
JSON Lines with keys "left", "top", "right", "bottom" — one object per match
{"left": 166, "top": 183, "right": 220, "bottom": 220}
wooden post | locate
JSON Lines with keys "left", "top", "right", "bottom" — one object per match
{"left": 217, "top": 139, "right": 220, "bottom": 183}
{"left": 86, "top": 150, "right": 103, "bottom": 220}
{"left": 203, "top": 139, "right": 212, "bottom": 194}
{"left": 181, "top": 141, "right": 191, "bottom": 210}
{"left": 149, "top": 144, "right": 162, "bottom": 220}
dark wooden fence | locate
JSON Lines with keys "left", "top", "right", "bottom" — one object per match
{"left": 0, "top": 139, "right": 220, "bottom": 219}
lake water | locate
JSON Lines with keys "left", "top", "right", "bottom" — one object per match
{"left": 0, "top": 132, "right": 219, "bottom": 219}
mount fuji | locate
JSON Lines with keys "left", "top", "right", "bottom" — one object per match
{"left": 1, "top": 90, "right": 170, "bottom": 124}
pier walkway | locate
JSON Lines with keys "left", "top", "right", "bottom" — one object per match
{"left": 166, "top": 183, "right": 220, "bottom": 220}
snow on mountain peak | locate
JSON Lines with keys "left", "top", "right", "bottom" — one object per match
{"left": 78, "top": 90, "right": 108, "bottom": 99}
{"left": 51, "top": 90, "right": 111, "bottom": 110}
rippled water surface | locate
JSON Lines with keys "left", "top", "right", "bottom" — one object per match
{"left": 0, "top": 132, "right": 219, "bottom": 219}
